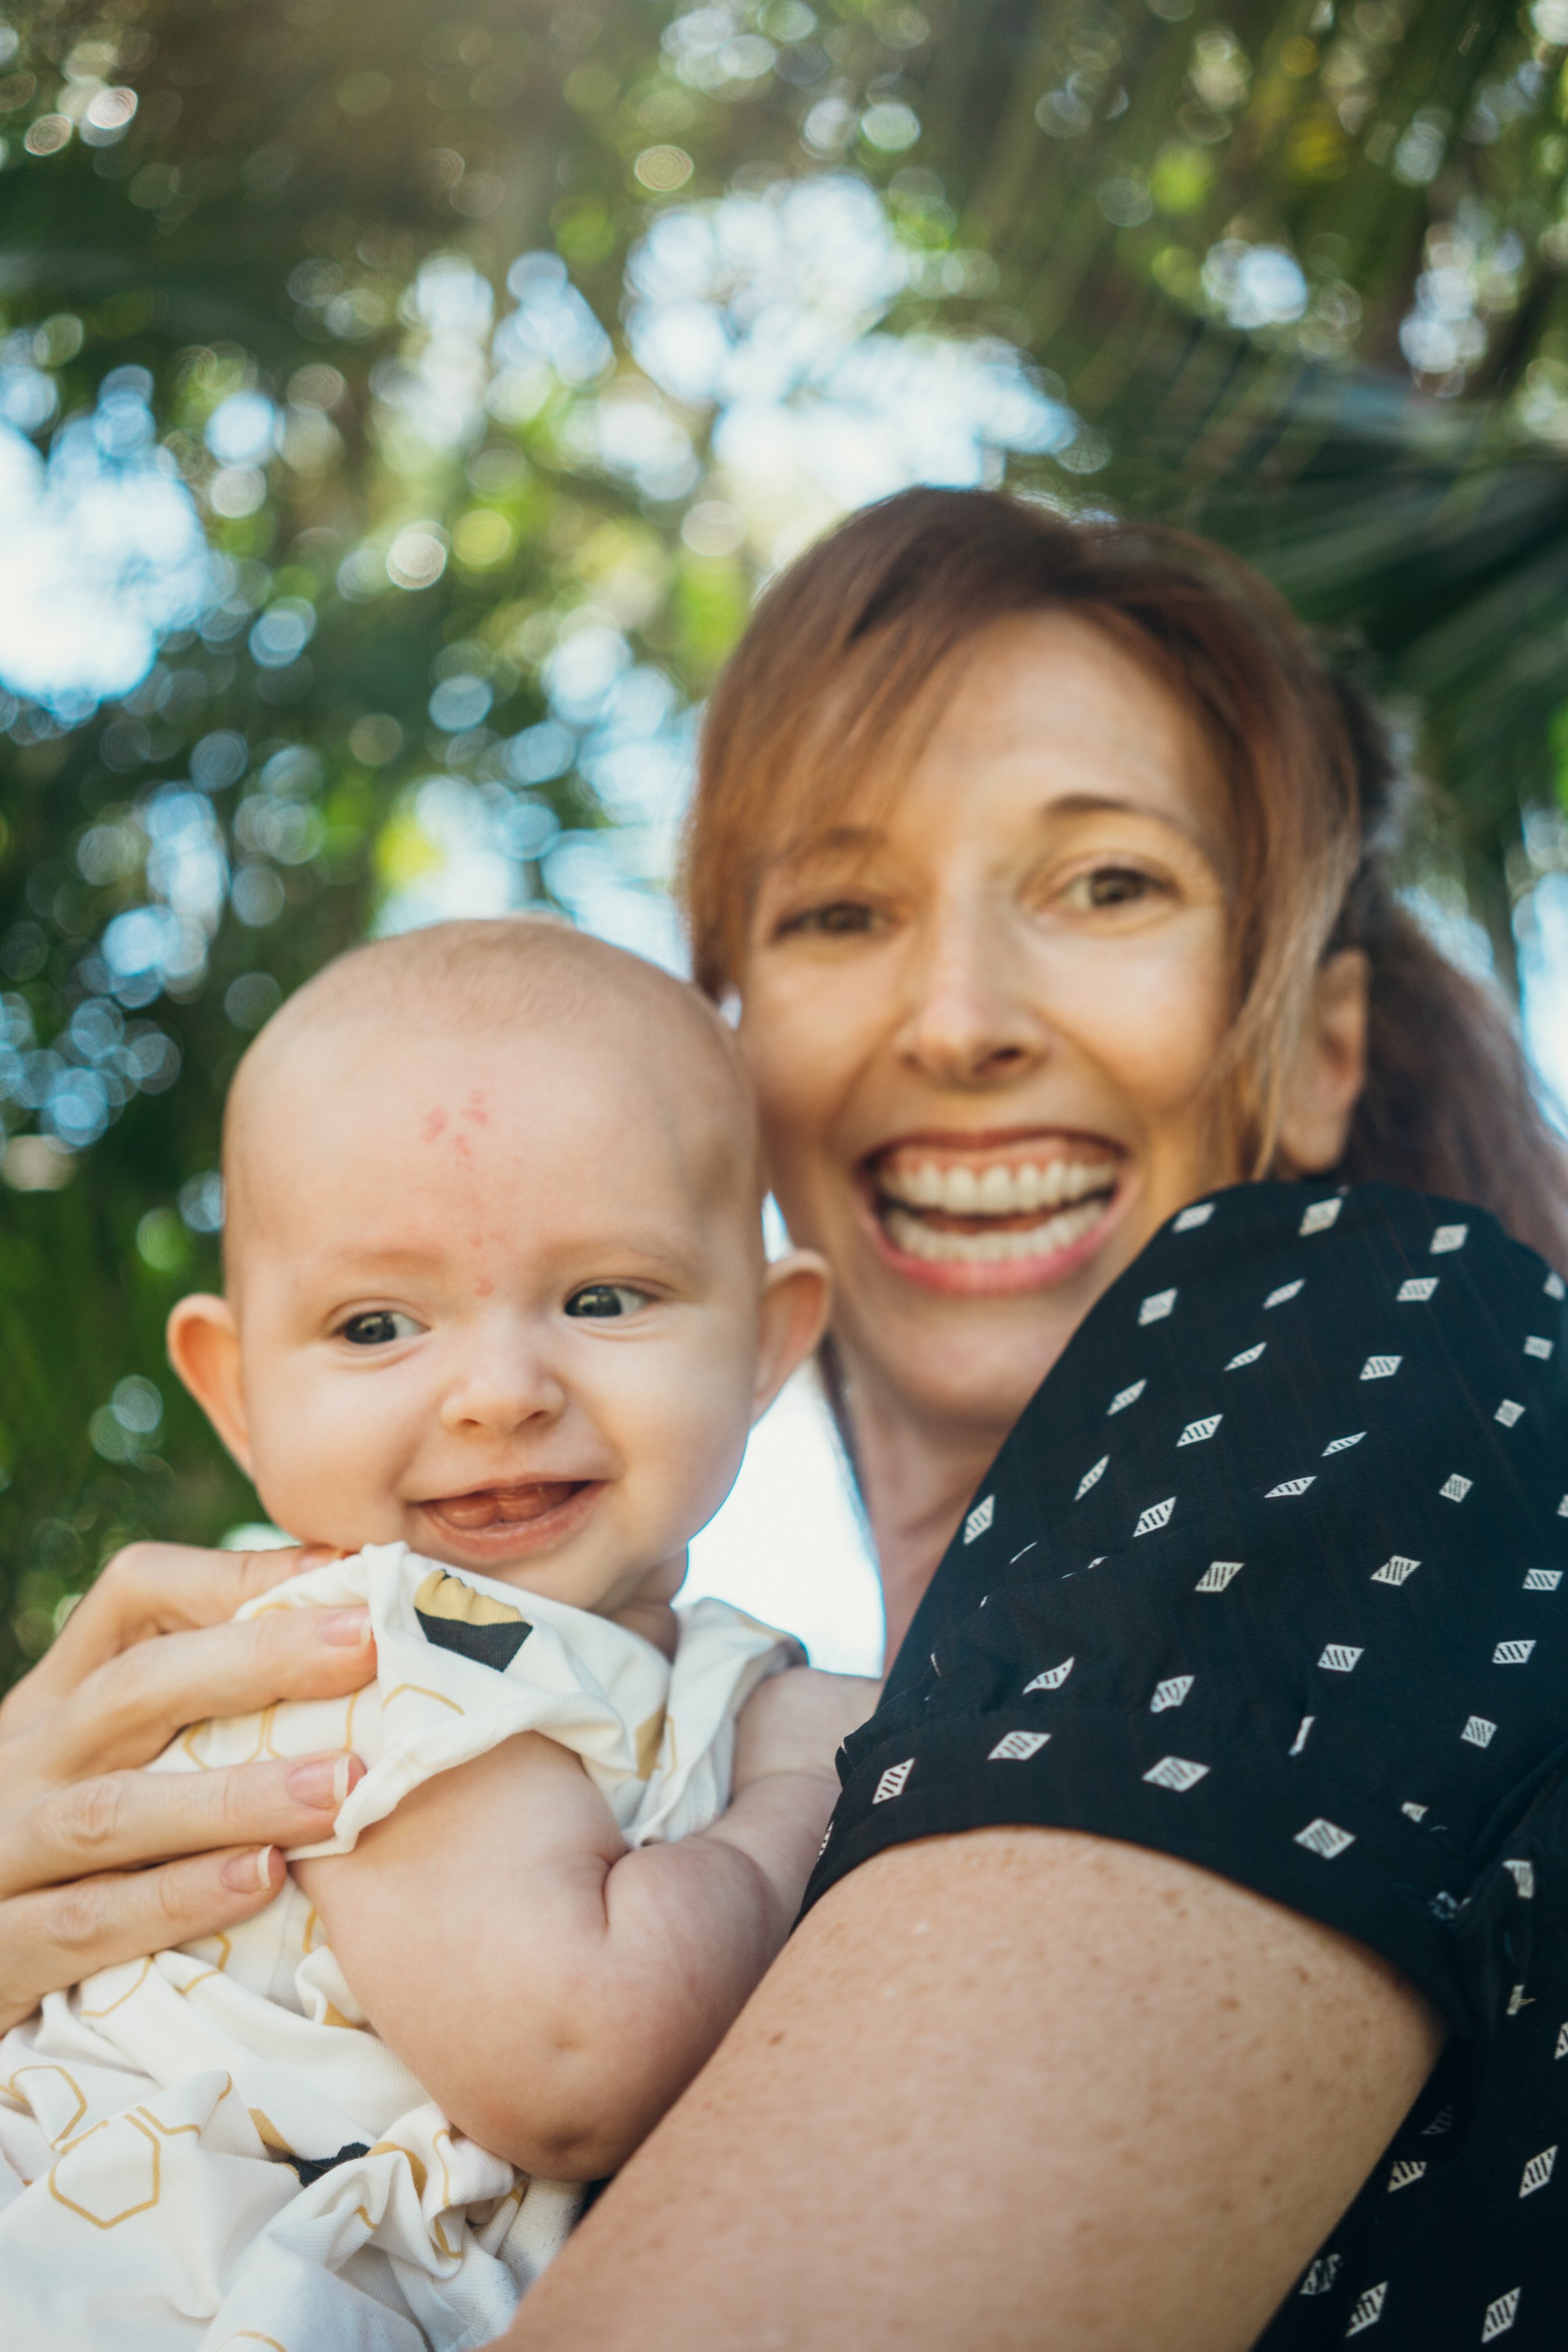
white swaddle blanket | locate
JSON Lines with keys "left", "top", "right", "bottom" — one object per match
{"left": 0, "top": 1544, "right": 793, "bottom": 2352}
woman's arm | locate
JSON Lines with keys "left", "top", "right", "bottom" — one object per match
{"left": 294, "top": 1666, "right": 879, "bottom": 2180}
{"left": 0, "top": 1540, "right": 376, "bottom": 2026}
{"left": 499, "top": 1825, "right": 1444, "bottom": 2351}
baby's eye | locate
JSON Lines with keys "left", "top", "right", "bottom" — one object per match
{"left": 564, "top": 1283, "right": 651, "bottom": 1320}
{"left": 337, "top": 1310, "right": 423, "bottom": 1347}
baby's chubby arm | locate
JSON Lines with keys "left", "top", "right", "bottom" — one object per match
{"left": 292, "top": 1665, "right": 879, "bottom": 2181}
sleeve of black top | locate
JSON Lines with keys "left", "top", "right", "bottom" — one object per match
{"left": 802, "top": 1180, "right": 1568, "bottom": 2062}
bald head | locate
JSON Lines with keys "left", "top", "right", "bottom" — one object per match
{"left": 223, "top": 918, "right": 762, "bottom": 1280}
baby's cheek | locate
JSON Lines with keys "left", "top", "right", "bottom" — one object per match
{"left": 246, "top": 1384, "right": 402, "bottom": 1547}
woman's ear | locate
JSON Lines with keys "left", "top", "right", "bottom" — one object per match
{"left": 1274, "top": 948, "right": 1370, "bottom": 1176}
{"left": 751, "top": 1249, "right": 832, "bottom": 1424}
{"left": 166, "top": 1294, "right": 253, "bottom": 1473}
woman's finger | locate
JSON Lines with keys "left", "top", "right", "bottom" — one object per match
{"left": 36, "top": 1604, "right": 376, "bottom": 1782}
{"left": 0, "top": 1845, "right": 289, "bottom": 2033}
{"left": 0, "top": 1752, "right": 366, "bottom": 1901}
{"left": 4, "top": 1542, "right": 338, "bottom": 1724}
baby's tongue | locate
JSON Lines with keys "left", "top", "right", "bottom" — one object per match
{"left": 437, "top": 1482, "right": 578, "bottom": 1530}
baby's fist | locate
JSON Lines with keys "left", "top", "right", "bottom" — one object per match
{"left": 731, "top": 1666, "right": 882, "bottom": 1794}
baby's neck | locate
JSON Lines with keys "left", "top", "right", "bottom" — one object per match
{"left": 603, "top": 1589, "right": 681, "bottom": 1660}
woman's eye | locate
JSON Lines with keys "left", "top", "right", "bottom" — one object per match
{"left": 776, "top": 900, "right": 879, "bottom": 939}
{"left": 1065, "top": 866, "right": 1158, "bottom": 910}
{"left": 338, "top": 1310, "right": 422, "bottom": 1347}
{"left": 564, "top": 1283, "right": 651, "bottom": 1320}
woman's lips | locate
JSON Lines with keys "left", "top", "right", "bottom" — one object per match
{"left": 416, "top": 1479, "right": 601, "bottom": 1557}
{"left": 861, "top": 1138, "right": 1126, "bottom": 1294}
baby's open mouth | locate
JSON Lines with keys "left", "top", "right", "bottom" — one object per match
{"left": 423, "top": 1481, "right": 591, "bottom": 1532}
{"left": 869, "top": 1139, "right": 1122, "bottom": 1267}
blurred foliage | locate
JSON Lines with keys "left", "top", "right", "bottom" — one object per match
{"left": 1, "top": 0, "right": 1567, "bottom": 1685}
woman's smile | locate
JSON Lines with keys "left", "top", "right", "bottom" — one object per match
{"left": 861, "top": 1131, "right": 1128, "bottom": 1293}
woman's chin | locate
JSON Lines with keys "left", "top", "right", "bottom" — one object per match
{"left": 859, "top": 1180, "right": 1132, "bottom": 1298}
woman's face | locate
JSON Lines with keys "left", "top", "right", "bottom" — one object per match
{"left": 738, "top": 610, "right": 1239, "bottom": 1445}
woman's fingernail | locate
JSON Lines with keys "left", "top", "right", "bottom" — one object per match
{"left": 319, "top": 1608, "right": 371, "bottom": 1646}
{"left": 222, "top": 1845, "right": 277, "bottom": 1895}
{"left": 288, "top": 1755, "right": 352, "bottom": 1808}
{"left": 332, "top": 1752, "right": 364, "bottom": 1806}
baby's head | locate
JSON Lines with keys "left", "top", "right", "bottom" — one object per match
{"left": 168, "top": 920, "right": 828, "bottom": 1622}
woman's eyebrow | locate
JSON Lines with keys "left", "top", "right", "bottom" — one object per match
{"left": 1035, "top": 790, "right": 1217, "bottom": 856}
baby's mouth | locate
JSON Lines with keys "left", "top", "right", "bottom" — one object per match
{"left": 422, "top": 1481, "right": 592, "bottom": 1533}
{"left": 868, "top": 1138, "right": 1123, "bottom": 1267}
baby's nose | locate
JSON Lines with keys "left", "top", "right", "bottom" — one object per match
{"left": 438, "top": 1347, "right": 568, "bottom": 1434}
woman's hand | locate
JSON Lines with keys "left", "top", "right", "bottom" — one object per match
{"left": 731, "top": 1665, "right": 882, "bottom": 1795}
{"left": 0, "top": 1539, "right": 376, "bottom": 2030}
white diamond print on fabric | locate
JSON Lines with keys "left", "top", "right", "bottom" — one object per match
{"left": 1225, "top": 1341, "right": 1266, "bottom": 1369}
{"left": 1177, "top": 1415, "right": 1222, "bottom": 1446}
{"left": 1150, "top": 1675, "right": 1194, "bottom": 1713}
{"left": 1322, "top": 1432, "right": 1366, "bottom": 1456}
{"left": 1133, "top": 1496, "right": 1177, "bottom": 1537}
{"left": 1388, "top": 2161, "right": 1427, "bottom": 2191}
{"left": 963, "top": 1495, "right": 995, "bottom": 1544}
{"left": 1493, "top": 1640, "right": 1536, "bottom": 1664}
{"left": 1519, "top": 2146, "right": 1556, "bottom": 2197}
{"left": 1023, "top": 1657, "right": 1075, "bottom": 1693}
{"left": 1295, "top": 1817, "right": 1355, "bottom": 1859}
{"left": 1461, "top": 1715, "right": 1498, "bottom": 1748}
{"left": 1372, "top": 1556, "right": 1421, "bottom": 1586}
{"left": 1196, "top": 1560, "right": 1242, "bottom": 1592}
{"left": 1290, "top": 1715, "right": 1313, "bottom": 1755}
{"left": 1547, "top": 1271, "right": 1565, "bottom": 1300}
{"left": 1107, "top": 1378, "right": 1147, "bottom": 1416}
{"left": 1560, "top": 1495, "right": 1568, "bottom": 1517}
{"left": 1299, "top": 2255, "right": 1341, "bottom": 2297}
{"left": 1481, "top": 2288, "right": 1520, "bottom": 2341}
{"left": 1507, "top": 1984, "right": 1534, "bottom": 2016}
{"left": 1440, "top": 1473, "right": 1473, "bottom": 1502}
{"left": 1397, "top": 1276, "right": 1438, "bottom": 1302}
{"left": 1138, "top": 1287, "right": 1177, "bottom": 1326}
{"left": 988, "top": 1730, "right": 1051, "bottom": 1762}
{"left": 1173, "top": 1201, "right": 1215, "bottom": 1231}
{"left": 1361, "top": 1354, "right": 1402, "bottom": 1381}
{"left": 1345, "top": 2282, "right": 1387, "bottom": 2336}
{"left": 1318, "top": 1644, "right": 1364, "bottom": 1672}
{"left": 1300, "top": 1198, "right": 1343, "bottom": 1236}
{"left": 872, "top": 1758, "right": 914, "bottom": 1804}
{"left": 1524, "top": 1335, "right": 1554, "bottom": 1360}
{"left": 1264, "top": 1279, "right": 1304, "bottom": 1309}
{"left": 1495, "top": 1399, "right": 1525, "bottom": 1427}
{"left": 1503, "top": 1860, "right": 1537, "bottom": 1899}
{"left": 1430, "top": 1223, "right": 1468, "bottom": 1254}
{"left": 1523, "top": 1569, "right": 1562, "bottom": 1591}
{"left": 1143, "top": 1755, "right": 1209, "bottom": 1792}
{"left": 1402, "top": 1801, "right": 1428, "bottom": 1821}
{"left": 1076, "top": 1455, "right": 1110, "bottom": 1500}
{"left": 1265, "top": 1476, "right": 1316, "bottom": 1498}
{"left": 1557, "top": 2023, "right": 1568, "bottom": 2059}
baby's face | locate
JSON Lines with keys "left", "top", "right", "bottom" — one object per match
{"left": 177, "top": 1007, "right": 822, "bottom": 1620}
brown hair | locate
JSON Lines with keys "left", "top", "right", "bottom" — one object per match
{"left": 683, "top": 488, "right": 1567, "bottom": 1266}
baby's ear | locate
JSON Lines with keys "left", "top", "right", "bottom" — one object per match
{"left": 166, "top": 1295, "right": 252, "bottom": 1473}
{"left": 752, "top": 1249, "right": 832, "bottom": 1423}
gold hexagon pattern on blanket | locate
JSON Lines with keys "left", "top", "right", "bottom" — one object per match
{"left": 413, "top": 1570, "right": 532, "bottom": 1672}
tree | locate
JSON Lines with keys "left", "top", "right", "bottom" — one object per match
{"left": 0, "top": 0, "right": 1564, "bottom": 1683}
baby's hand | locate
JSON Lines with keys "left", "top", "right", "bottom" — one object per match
{"left": 731, "top": 1666, "right": 882, "bottom": 1795}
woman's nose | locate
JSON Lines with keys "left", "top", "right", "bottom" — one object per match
{"left": 894, "top": 903, "right": 1052, "bottom": 1088}
{"left": 438, "top": 1338, "right": 568, "bottom": 1437}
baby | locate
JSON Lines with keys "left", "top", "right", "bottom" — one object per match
{"left": 0, "top": 920, "right": 874, "bottom": 2352}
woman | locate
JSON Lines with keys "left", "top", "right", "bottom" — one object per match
{"left": 3, "top": 492, "right": 1565, "bottom": 2348}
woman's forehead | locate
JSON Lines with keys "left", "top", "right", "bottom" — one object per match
{"left": 763, "top": 609, "right": 1231, "bottom": 875}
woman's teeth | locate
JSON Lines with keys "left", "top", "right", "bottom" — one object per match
{"left": 883, "top": 1197, "right": 1106, "bottom": 1264}
{"left": 877, "top": 1157, "right": 1118, "bottom": 1216}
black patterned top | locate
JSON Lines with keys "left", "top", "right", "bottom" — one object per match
{"left": 802, "top": 1181, "right": 1568, "bottom": 2349}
